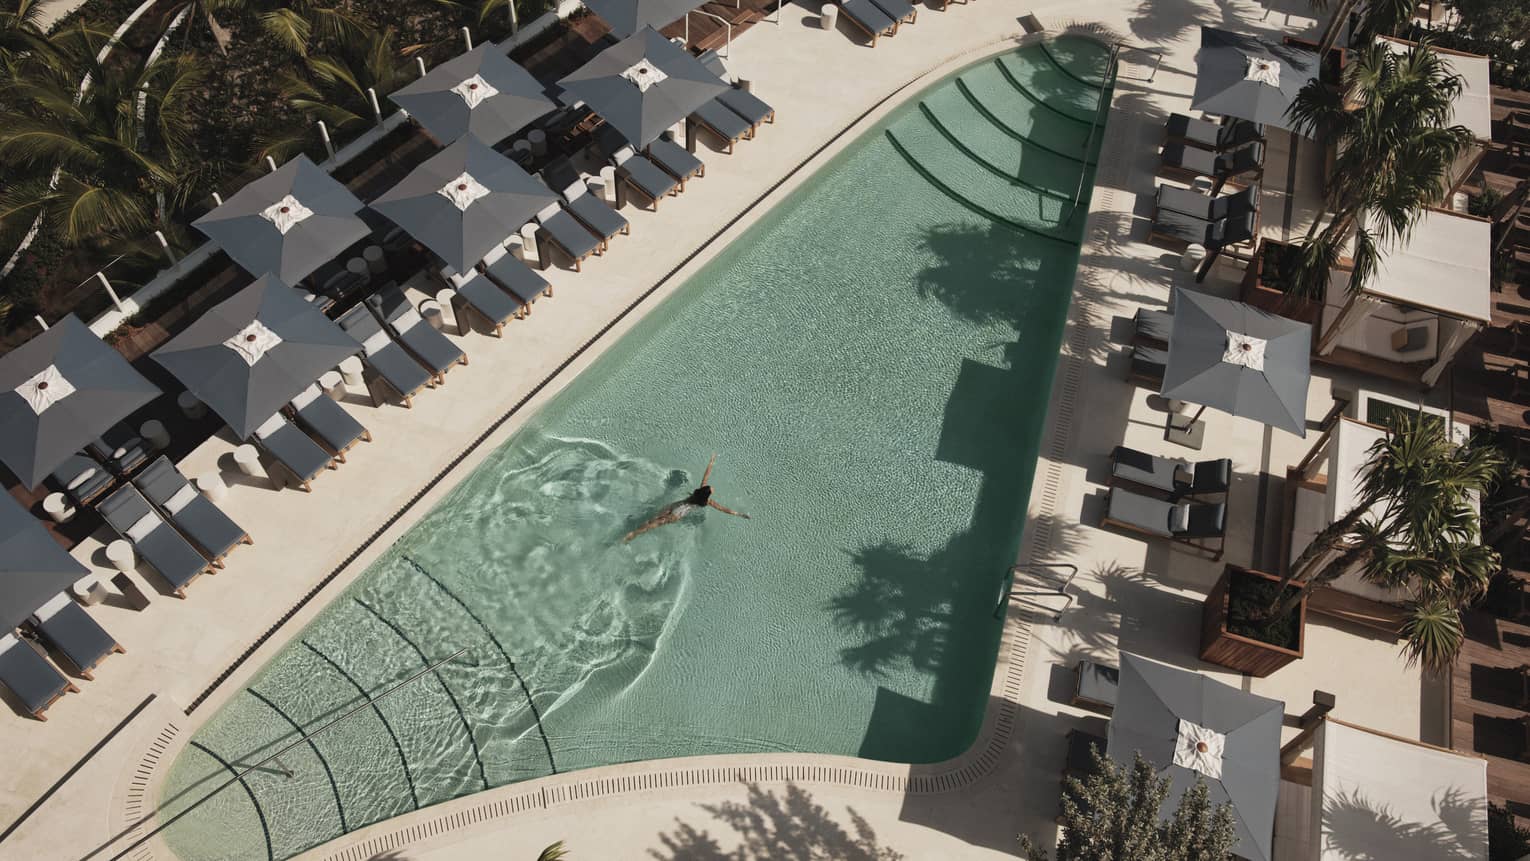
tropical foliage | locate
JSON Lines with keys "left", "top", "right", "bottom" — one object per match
{"left": 1275, "top": 413, "right": 1502, "bottom": 671}
{"left": 1278, "top": 41, "right": 1475, "bottom": 304}
{"left": 1020, "top": 750, "right": 1237, "bottom": 861}
{"left": 536, "top": 841, "right": 569, "bottom": 861}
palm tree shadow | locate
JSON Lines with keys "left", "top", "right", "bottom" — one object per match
{"left": 647, "top": 782, "right": 907, "bottom": 860}
{"left": 1321, "top": 787, "right": 1484, "bottom": 861}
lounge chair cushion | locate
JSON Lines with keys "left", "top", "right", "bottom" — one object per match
{"left": 1152, "top": 209, "right": 1219, "bottom": 246}
{"left": 1107, "top": 487, "right": 1174, "bottom": 537}
{"left": 563, "top": 193, "right": 628, "bottom": 241}
{"left": 840, "top": 0, "right": 896, "bottom": 34}
{"left": 163, "top": 483, "right": 198, "bottom": 514}
{"left": 1134, "top": 308, "right": 1173, "bottom": 344}
{"left": 1165, "top": 113, "right": 1221, "bottom": 145}
{"left": 0, "top": 635, "right": 68, "bottom": 716}
{"left": 125, "top": 512, "right": 160, "bottom": 543}
{"left": 295, "top": 395, "right": 367, "bottom": 455}
{"left": 31, "top": 601, "right": 116, "bottom": 676}
{"left": 1156, "top": 184, "right": 1257, "bottom": 221}
{"left": 1184, "top": 502, "right": 1227, "bottom": 538}
{"left": 647, "top": 137, "right": 704, "bottom": 181}
{"left": 1073, "top": 660, "right": 1119, "bottom": 711}
{"left": 484, "top": 252, "right": 548, "bottom": 303}
{"left": 538, "top": 209, "right": 602, "bottom": 259}
{"left": 1131, "top": 345, "right": 1168, "bottom": 380}
{"left": 1110, "top": 445, "right": 1180, "bottom": 494}
{"left": 1167, "top": 503, "right": 1191, "bottom": 534}
{"left": 717, "top": 88, "right": 773, "bottom": 126}
{"left": 619, "top": 155, "right": 680, "bottom": 200}
{"left": 260, "top": 423, "right": 331, "bottom": 483}
{"left": 692, "top": 100, "right": 751, "bottom": 142}
{"left": 1191, "top": 459, "right": 1232, "bottom": 495}
{"left": 456, "top": 274, "right": 521, "bottom": 328}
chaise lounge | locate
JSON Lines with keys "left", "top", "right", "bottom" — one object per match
{"left": 135, "top": 456, "right": 251, "bottom": 566}
{"left": 251, "top": 412, "right": 335, "bottom": 492}
{"left": 1102, "top": 486, "right": 1226, "bottom": 558}
{"left": 0, "top": 634, "right": 76, "bottom": 720}
{"left": 1149, "top": 209, "right": 1258, "bottom": 252}
{"left": 645, "top": 136, "right": 705, "bottom": 187}
{"left": 542, "top": 160, "right": 629, "bottom": 248}
{"left": 1154, "top": 184, "right": 1258, "bottom": 222}
{"left": 1109, "top": 446, "right": 1232, "bottom": 498}
{"left": 533, "top": 199, "right": 603, "bottom": 272}
{"left": 1159, "top": 142, "right": 1264, "bottom": 189}
{"left": 481, "top": 244, "right": 550, "bottom": 312}
{"left": 98, "top": 484, "right": 211, "bottom": 598}
{"left": 369, "top": 283, "right": 469, "bottom": 377}
{"left": 287, "top": 385, "right": 370, "bottom": 463}
{"left": 337, "top": 306, "right": 435, "bottom": 407}
{"left": 28, "top": 593, "right": 124, "bottom": 680}
{"left": 838, "top": 0, "right": 898, "bottom": 46}
{"left": 1163, "top": 114, "right": 1263, "bottom": 152}
{"left": 1133, "top": 308, "right": 1173, "bottom": 347}
{"left": 439, "top": 266, "right": 523, "bottom": 337}
{"left": 595, "top": 125, "right": 680, "bottom": 210}
{"left": 689, "top": 100, "right": 754, "bottom": 154}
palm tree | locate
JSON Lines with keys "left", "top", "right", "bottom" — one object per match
{"left": 257, "top": 23, "right": 413, "bottom": 161}
{"left": 0, "top": 0, "right": 54, "bottom": 76}
{"left": 1279, "top": 41, "right": 1475, "bottom": 304}
{"left": 1311, "top": 0, "right": 1419, "bottom": 59}
{"left": 0, "top": 25, "right": 209, "bottom": 248}
{"left": 1272, "top": 413, "right": 1501, "bottom": 671}
{"left": 536, "top": 841, "right": 569, "bottom": 861}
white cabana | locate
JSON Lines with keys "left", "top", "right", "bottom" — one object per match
{"left": 1309, "top": 719, "right": 1487, "bottom": 860}
{"left": 1377, "top": 36, "right": 1492, "bottom": 195}
{"left": 1317, "top": 208, "right": 1491, "bottom": 387}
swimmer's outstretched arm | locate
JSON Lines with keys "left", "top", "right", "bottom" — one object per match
{"left": 701, "top": 453, "right": 717, "bottom": 486}
{"left": 708, "top": 499, "right": 750, "bottom": 519}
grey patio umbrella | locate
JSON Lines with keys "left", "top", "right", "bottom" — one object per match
{"left": 1161, "top": 288, "right": 1311, "bottom": 438}
{"left": 370, "top": 135, "right": 558, "bottom": 273}
{"left": 1191, "top": 26, "right": 1319, "bottom": 131}
{"left": 193, "top": 155, "right": 371, "bottom": 285}
{"left": 583, "top": 0, "right": 702, "bottom": 38}
{"left": 557, "top": 26, "right": 728, "bottom": 147}
{"left": 0, "top": 316, "right": 160, "bottom": 489}
{"left": 152, "top": 276, "right": 360, "bottom": 440}
{"left": 0, "top": 492, "right": 87, "bottom": 630}
{"left": 390, "top": 44, "right": 556, "bottom": 145}
{"left": 1107, "top": 653, "right": 1283, "bottom": 861}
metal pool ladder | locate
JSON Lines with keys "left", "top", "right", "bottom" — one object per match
{"left": 997, "top": 562, "right": 1079, "bottom": 621}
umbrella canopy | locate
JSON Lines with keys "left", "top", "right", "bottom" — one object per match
{"left": 1191, "top": 26, "right": 1319, "bottom": 130}
{"left": 1161, "top": 288, "right": 1311, "bottom": 437}
{"left": 390, "top": 44, "right": 556, "bottom": 145}
{"left": 152, "top": 276, "right": 361, "bottom": 439}
{"left": 1107, "top": 653, "right": 1284, "bottom": 861}
{"left": 557, "top": 26, "right": 728, "bottom": 147}
{"left": 0, "top": 316, "right": 160, "bottom": 489}
{"left": 193, "top": 155, "right": 371, "bottom": 285}
{"left": 370, "top": 135, "right": 558, "bottom": 273}
{"left": 0, "top": 492, "right": 87, "bottom": 630}
{"left": 583, "top": 0, "right": 703, "bottom": 37}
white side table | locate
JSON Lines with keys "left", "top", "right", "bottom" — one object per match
{"left": 72, "top": 575, "right": 106, "bottom": 606}
{"left": 1180, "top": 243, "right": 1207, "bottom": 272}
{"left": 233, "top": 444, "right": 262, "bottom": 477}
{"left": 196, "top": 469, "right": 228, "bottom": 503}
{"left": 420, "top": 300, "right": 445, "bottom": 331}
{"left": 596, "top": 166, "right": 616, "bottom": 204}
{"left": 528, "top": 128, "right": 547, "bottom": 156}
{"left": 434, "top": 288, "right": 461, "bottom": 335}
{"left": 106, "top": 539, "right": 136, "bottom": 574}
{"left": 177, "top": 391, "right": 206, "bottom": 420}
{"left": 820, "top": 4, "right": 837, "bottom": 28}
{"left": 346, "top": 257, "right": 368, "bottom": 278}
{"left": 519, "top": 223, "right": 540, "bottom": 266}
{"left": 319, "top": 370, "right": 344, "bottom": 400}
{"left": 43, "top": 492, "right": 75, "bottom": 524}
{"left": 140, "top": 419, "right": 170, "bottom": 451}
{"left": 512, "top": 139, "right": 532, "bottom": 162}
{"left": 339, "top": 356, "right": 365, "bottom": 389}
{"left": 363, "top": 245, "right": 387, "bottom": 275}
{"left": 505, "top": 234, "right": 525, "bottom": 261}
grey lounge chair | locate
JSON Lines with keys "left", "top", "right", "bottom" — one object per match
{"left": 136, "top": 456, "right": 250, "bottom": 565}
{"left": 337, "top": 306, "right": 434, "bottom": 408}
{"left": 0, "top": 633, "right": 75, "bottom": 720}
{"left": 28, "top": 593, "right": 124, "bottom": 680}
{"left": 1149, "top": 209, "right": 1257, "bottom": 251}
{"left": 1154, "top": 184, "right": 1258, "bottom": 222}
{"left": 689, "top": 100, "right": 753, "bottom": 154}
{"left": 251, "top": 412, "right": 335, "bottom": 492}
{"left": 866, "top": 0, "right": 916, "bottom": 27}
{"left": 716, "top": 87, "right": 776, "bottom": 130}
{"left": 1160, "top": 142, "right": 1264, "bottom": 189}
{"left": 594, "top": 125, "right": 680, "bottom": 209}
{"left": 1134, "top": 308, "right": 1172, "bottom": 347}
{"left": 98, "top": 484, "right": 210, "bottom": 597}
{"left": 369, "top": 283, "right": 469, "bottom": 376}
{"left": 440, "top": 266, "right": 523, "bottom": 338}
{"left": 533, "top": 199, "right": 603, "bottom": 272}
{"left": 1164, "top": 114, "right": 1263, "bottom": 151}
{"left": 87, "top": 422, "right": 149, "bottom": 476}
{"left": 1102, "top": 486, "right": 1226, "bottom": 558}
{"left": 482, "top": 244, "right": 550, "bottom": 311}
{"left": 543, "top": 161, "right": 629, "bottom": 246}
{"left": 1109, "top": 446, "right": 1232, "bottom": 498}
{"left": 838, "top": 0, "right": 897, "bottom": 45}
{"left": 1129, "top": 344, "right": 1167, "bottom": 385}
{"left": 51, "top": 453, "right": 113, "bottom": 507}
{"left": 287, "top": 384, "right": 370, "bottom": 463}
{"left": 646, "top": 136, "right": 705, "bottom": 186}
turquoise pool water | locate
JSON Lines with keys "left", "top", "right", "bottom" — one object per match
{"left": 159, "top": 36, "right": 1113, "bottom": 860}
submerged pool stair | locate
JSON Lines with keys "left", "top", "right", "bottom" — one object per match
{"left": 885, "top": 37, "right": 1117, "bottom": 242}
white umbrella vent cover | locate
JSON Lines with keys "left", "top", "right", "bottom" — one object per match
{"left": 14, "top": 365, "right": 75, "bottom": 414}
{"left": 1173, "top": 719, "right": 1226, "bottom": 780}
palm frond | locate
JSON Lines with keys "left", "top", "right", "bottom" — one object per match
{"left": 1399, "top": 598, "right": 1464, "bottom": 672}
{"left": 261, "top": 8, "right": 313, "bottom": 56}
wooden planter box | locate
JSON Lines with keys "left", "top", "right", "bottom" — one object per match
{"left": 1240, "top": 238, "right": 1319, "bottom": 324}
{"left": 1200, "top": 565, "right": 1305, "bottom": 678}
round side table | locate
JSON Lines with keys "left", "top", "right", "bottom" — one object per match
{"left": 196, "top": 469, "right": 228, "bottom": 503}
{"left": 177, "top": 391, "right": 206, "bottom": 420}
{"left": 339, "top": 356, "right": 366, "bottom": 389}
{"left": 43, "top": 492, "right": 75, "bottom": 524}
{"left": 363, "top": 245, "right": 387, "bottom": 275}
{"left": 140, "top": 419, "right": 170, "bottom": 451}
{"left": 319, "top": 370, "right": 345, "bottom": 400}
{"left": 233, "top": 444, "right": 262, "bottom": 477}
{"left": 105, "top": 539, "right": 136, "bottom": 574}
{"left": 72, "top": 575, "right": 107, "bottom": 606}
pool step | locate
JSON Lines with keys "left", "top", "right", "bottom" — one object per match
{"left": 922, "top": 80, "right": 1093, "bottom": 188}
{"left": 993, "top": 51, "right": 1104, "bottom": 124}
{"left": 1037, "top": 35, "right": 1116, "bottom": 89}
{"left": 885, "top": 115, "right": 1082, "bottom": 243}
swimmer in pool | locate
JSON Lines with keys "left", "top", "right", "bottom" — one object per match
{"left": 623, "top": 454, "right": 749, "bottom": 542}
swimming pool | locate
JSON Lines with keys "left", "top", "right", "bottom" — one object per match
{"left": 159, "top": 36, "right": 1114, "bottom": 860}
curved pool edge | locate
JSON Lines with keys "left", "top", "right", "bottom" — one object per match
{"left": 110, "top": 26, "right": 1123, "bottom": 861}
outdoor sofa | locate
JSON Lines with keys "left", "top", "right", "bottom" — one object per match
{"left": 337, "top": 305, "right": 434, "bottom": 407}
{"left": 1109, "top": 446, "right": 1232, "bottom": 498}
{"left": 1102, "top": 486, "right": 1226, "bottom": 559}
{"left": 28, "top": 593, "right": 124, "bottom": 680}
{"left": 135, "top": 455, "right": 251, "bottom": 565}
{"left": 51, "top": 453, "right": 114, "bottom": 507}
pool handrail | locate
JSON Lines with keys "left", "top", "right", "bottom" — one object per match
{"left": 1069, "top": 42, "right": 1121, "bottom": 219}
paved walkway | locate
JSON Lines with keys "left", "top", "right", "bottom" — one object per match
{"left": 1, "top": 0, "right": 1459, "bottom": 858}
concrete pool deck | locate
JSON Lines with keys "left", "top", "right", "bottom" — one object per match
{"left": 0, "top": 1, "right": 1457, "bottom": 859}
